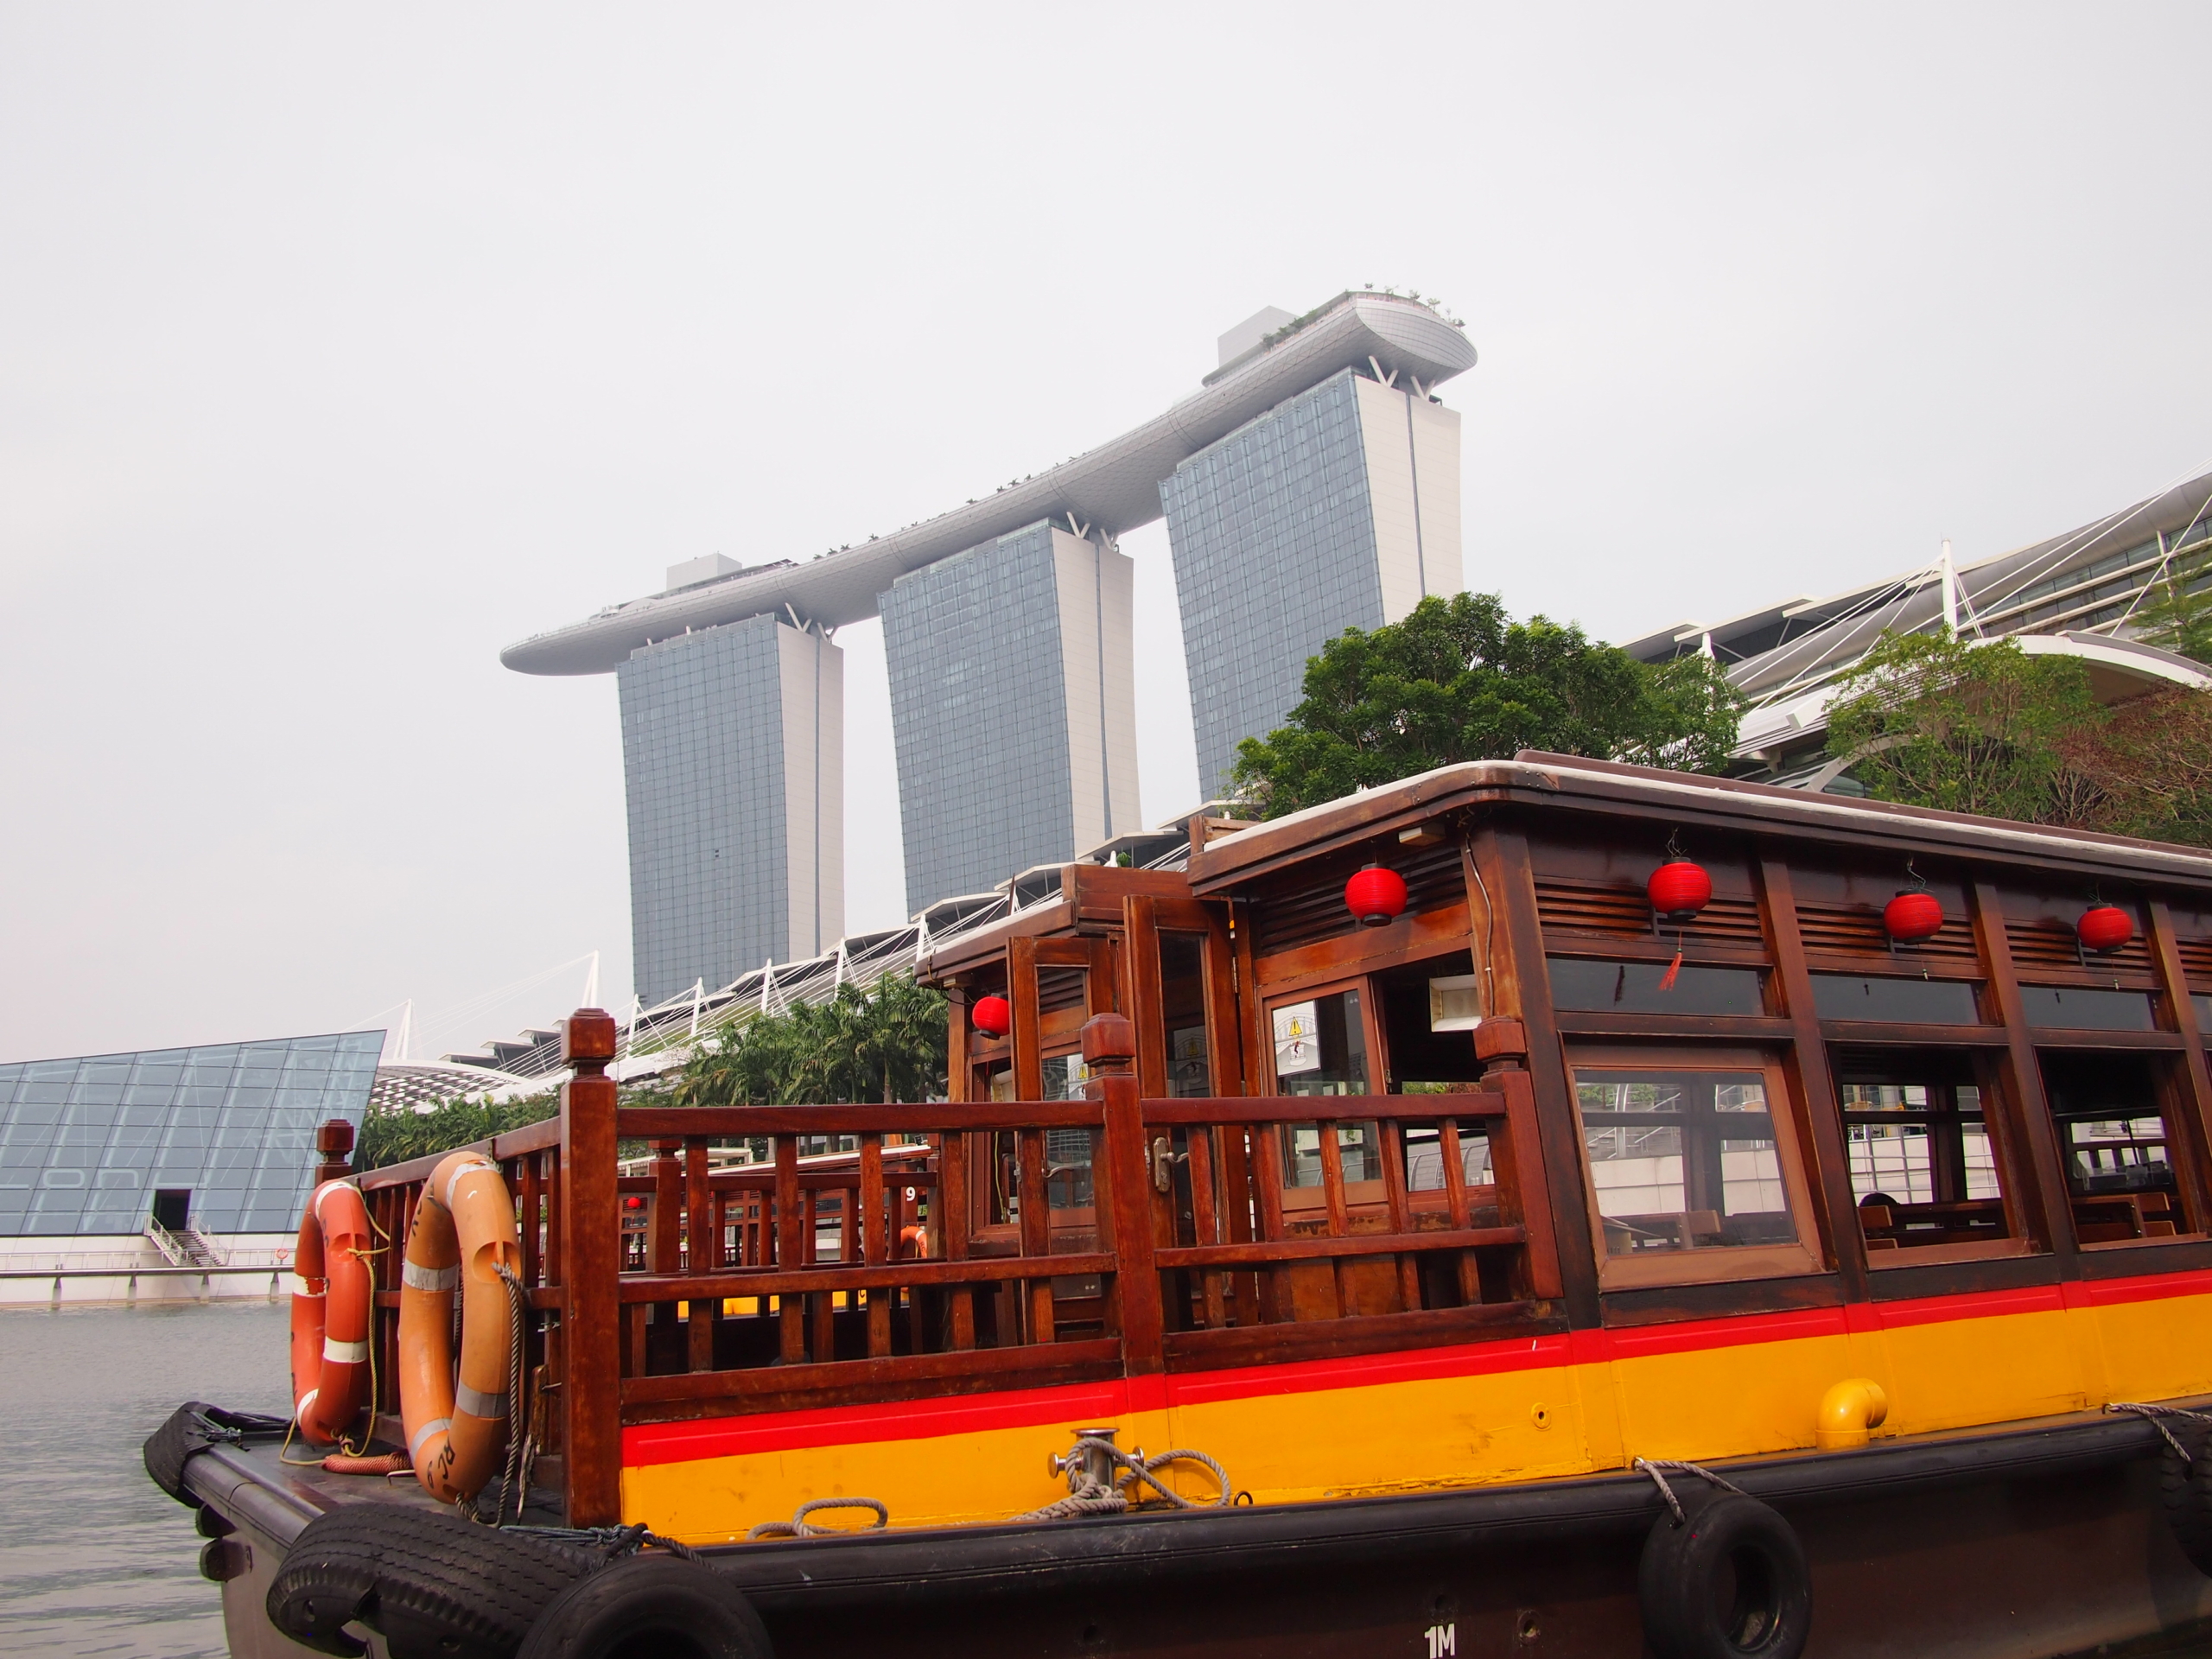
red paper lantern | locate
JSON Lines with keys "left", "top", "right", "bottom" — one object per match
{"left": 1647, "top": 860, "right": 1713, "bottom": 922}
{"left": 971, "top": 994, "right": 1012, "bottom": 1038}
{"left": 1344, "top": 865, "right": 1408, "bottom": 928}
{"left": 2077, "top": 905, "right": 2134, "bottom": 954}
{"left": 1884, "top": 890, "right": 1944, "bottom": 944}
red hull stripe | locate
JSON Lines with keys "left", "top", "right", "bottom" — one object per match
{"left": 620, "top": 1268, "right": 2212, "bottom": 1468}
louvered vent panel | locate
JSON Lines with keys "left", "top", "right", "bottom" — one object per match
{"left": 1038, "top": 966, "right": 1089, "bottom": 1014}
{"left": 1535, "top": 879, "right": 1765, "bottom": 950}
{"left": 1796, "top": 904, "right": 1980, "bottom": 967}
{"left": 1251, "top": 841, "right": 1466, "bottom": 959}
{"left": 2007, "top": 922, "right": 2155, "bottom": 979}
{"left": 2176, "top": 938, "right": 2212, "bottom": 985}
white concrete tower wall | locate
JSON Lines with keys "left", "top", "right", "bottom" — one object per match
{"left": 1354, "top": 375, "right": 1465, "bottom": 622}
{"left": 1049, "top": 529, "right": 1141, "bottom": 855}
{"left": 775, "top": 622, "right": 844, "bottom": 961}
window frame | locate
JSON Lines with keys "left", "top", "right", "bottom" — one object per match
{"left": 1262, "top": 976, "right": 1389, "bottom": 1216}
{"left": 1828, "top": 1053, "right": 2035, "bottom": 1269}
{"left": 2038, "top": 1047, "right": 2203, "bottom": 1250}
{"left": 1565, "top": 1045, "right": 1825, "bottom": 1291}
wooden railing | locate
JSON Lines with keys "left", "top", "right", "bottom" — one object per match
{"left": 1146, "top": 1076, "right": 1565, "bottom": 1370}
{"left": 358, "top": 1010, "right": 1563, "bottom": 1526}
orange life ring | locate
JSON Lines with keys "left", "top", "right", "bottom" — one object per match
{"left": 398, "top": 1151, "right": 522, "bottom": 1503}
{"left": 289, "top": 1180, "right": 374, "bottom": 1446}
{"left": 899, "top": 1224, "right": 931, "bottom": 1260}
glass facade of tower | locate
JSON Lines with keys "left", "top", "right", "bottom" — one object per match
{"left": 618, "top": 615, "right": 791, "bottom": 1007}
{"left": 1160, "top": 368, "right": 1385, "bottom": 797}
{"left": 0, "top": 1031, "right": 382, "bottom": 1237}
{"left": 880, "top": 522, "right": 1075, "bottom": 907}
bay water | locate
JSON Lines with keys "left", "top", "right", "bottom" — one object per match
{"left": 0, "top": 1300, "right": 291, "bottom": 1657}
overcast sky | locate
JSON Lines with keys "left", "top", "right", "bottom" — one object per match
{"left": 3, "top": 4, "right": 2209, "bottom": 1065}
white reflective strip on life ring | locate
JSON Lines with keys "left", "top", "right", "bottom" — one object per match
{"left": 401, "top": 1259, "right": 460, "bottom": 1293}
{"left": 408, "top": 1417, "right": 452, "bottom": 1459}
{"left": 455, "top": 1382, "right": 505, "bottom": 1421}
{"left": 313, "top": 1182, "right": 340, "bottom": 1223}
{"left": 442, "top": 1158, "right": 491, "bottom": 1215}
{"left": 289, "top": 1274, "right": 322, "bottom": 1300}
{"left": 323, "top": 1338, "right": 369, "bottom": 1365}
{"left": 297, "top": 1387, "right": 319, "bottom": 1419}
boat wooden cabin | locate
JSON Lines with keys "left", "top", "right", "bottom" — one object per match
{"left": 162, "top": 753, "right": 2212, "bottom": 1659}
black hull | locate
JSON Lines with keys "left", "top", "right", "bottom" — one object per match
{"left": 171, "top": 1404, "right": 2212, "bottom": 1657}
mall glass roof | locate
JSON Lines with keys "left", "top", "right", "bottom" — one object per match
{"left": 0, "top": 1030, "right": 382, "bottom": 1237}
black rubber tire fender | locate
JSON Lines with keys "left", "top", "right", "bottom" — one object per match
{"left": 268, "top": 1505, "right": 602, "bottom": 1659}
{"left": 2158, "top": 1418, "right": 2212, "bottom": 1575}
{"left": 1637, "top": 1489, "right": 1813, "bottom": 1659}
{"left": 518, "top": 1553, "right": 773, "bottom": 1659}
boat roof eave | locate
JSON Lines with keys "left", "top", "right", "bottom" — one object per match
{"left": 1184, "top": 754, "right": 2212, "bottom": 895}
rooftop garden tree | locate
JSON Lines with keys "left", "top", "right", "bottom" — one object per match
{"left": 1823, "top": 629, "right": 2212, "bottom": 847}
{"left": 1230, "top": 592, "right": 1743, "bottom": 819}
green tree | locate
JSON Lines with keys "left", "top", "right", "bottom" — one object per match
{"left": 675, "top": 975, "right": 949, "bottom": 1109}
{"left": 354, "top": 1090, "right": 561, "bottom": 1172}
{"left": 2130, "top": 546, "right": 2212, "bottom": 665}
{"left": 1230, "top": 592, "right": 1743, "bottom": 818}
{"left": 1822, "top": 632, "right": 2107, "bottom": 826}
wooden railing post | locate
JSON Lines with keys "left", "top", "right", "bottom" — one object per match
{"left": 315, "top": 1118, "right": 354, "bottom": 1185}
{"left": 558, "top": 1007, "right": 621, "bottom": 1527}
{"left": 1085, "top": 1014, "right": 1162, "bottom": 1377}
{"left": 1474, "top": 1020, "right": 1564, "bottom": 1302}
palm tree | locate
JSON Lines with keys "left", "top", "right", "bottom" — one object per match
{"left": 673, "top": 976, "right": 948, "bottom": 1109}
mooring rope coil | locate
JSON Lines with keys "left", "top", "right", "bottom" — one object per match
{"left": 1017, "top": 1436, "right": 1233, "bottom": 1522}
{"left": 747, "top": 1497, "right": 892, "bottom": 1540}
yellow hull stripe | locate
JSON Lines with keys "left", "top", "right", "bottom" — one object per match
{"left": 620, "top": 1272, "right": 2212, "bottom": 1543}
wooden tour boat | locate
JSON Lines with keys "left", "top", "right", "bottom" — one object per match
{"left": 148, "top": 753, "right": 2212, "bottom": 1658}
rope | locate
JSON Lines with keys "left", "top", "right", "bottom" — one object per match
{"left": 322, "top": 1451, "right": 409, "bottom": 1476}
{"left": 2107, "top": 1402, "right": 2212, "bottom": 1463}
{"left": 1635, "top": 1457, "right": 1747, "bottom": 1527}
{"left": 511, "top": 1522, "right": 702, "bottom": 1561}
{"left": 747, "top": 1497, "right": 892, "bottom": 1540}
{"left": 1015, "top": 1438, "right": 1232, "bottom": 1522}
{"left": 494, "top": 1262, "right": 529, "bottom": 1522}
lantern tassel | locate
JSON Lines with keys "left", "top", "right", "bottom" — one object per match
{"left": 1657, "top": 947, "right": 1682, "bottom": 992}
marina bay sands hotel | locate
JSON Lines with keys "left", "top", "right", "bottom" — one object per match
{"left": 502, "top": 292, "right": 1477, "bottom": 1005}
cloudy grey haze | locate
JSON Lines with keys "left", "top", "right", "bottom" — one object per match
{"left": 3, "top": 4, "right": 2209, "bottom": 1063}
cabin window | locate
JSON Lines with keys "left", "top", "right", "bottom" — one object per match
{"left": 1270, "top": 988, "right": 1370, "bottom": 1096}
{"left": 1039, "top": 1055, "right": 1092, "bottom": 1100}
{"left": 1044, "top": 1127, "right": 1096, "bottom": 1210}
{"left": 1284, "top": 1122, "right": 1383, "bottom": 1188}
{"left": 1268, "top": 985, "right": 1382, "bottom": 1200}
{"left": 1160, "top": 931, "right": 1212, "bottom": 1097}
{"left": 2194, "top": 993, "right": 2212, "bottom": 1030}
{"left": 2041, "top": 1052, "right": 2185, "bottom": 1243}
{"left": 1548, "top": 957, "right": 1764, "bottom": 1016}
{"left": 1403, "top": 1119, "right": 1494, "bottom": 1189}
{"left": 1567, "top": 1049, "right": 1822, "bottom": 1288}
{"left": 2018, "top": 986, "right": 2158, "bottom": 1032}
{"left": 1374, "top": 951, "right": 1488, "bottom": 1091}
{"left": 1831, "top": 1049, "right": 2012, "bottom": 1257}
{"left": 1812, "top": 975, "right": 1981, "bottom": 1025}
